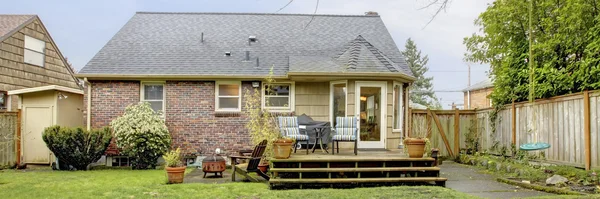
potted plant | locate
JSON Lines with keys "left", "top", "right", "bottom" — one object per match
{"left": 273, "top": 137, "right": 295, "bottom": 159}
{"left": 163, "top": 148, "right": 186, "bottom": 184}
{"left": 403, "top": 118, "right": 431, "bottom": 158}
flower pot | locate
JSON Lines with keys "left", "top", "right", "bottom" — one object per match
{"left": 273, "top": 138, "right": 294, "bottom": 159}
{"left": 165, "top": 166, "right": 186, "bottom": 184}
{"left": 405, "top": 138, "right": 426, "bottom": 158}
{"left": 258, "top": 162, "right": 269, "bottom": 173}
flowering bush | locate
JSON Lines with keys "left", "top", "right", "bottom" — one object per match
{"left": 110, "top": 102, "right": 171, "bottom": 169}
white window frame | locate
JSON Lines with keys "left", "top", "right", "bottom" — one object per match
{"left": 329, "top": 80, "right": 348, "bottom": 126}
{"left": 215, "top": 81, "right": 242, "bottom": 112}
{"left": 262, "top": 81, "right": 295, "bottom": 112}
{"left": 140, "top": 81, "right": 166, "bottom": 115}
{"left": 24, "top": 35, "right": 45, "bottom": 67}
{"left": 392, "top": 82, "right": 403, "bottom": 133}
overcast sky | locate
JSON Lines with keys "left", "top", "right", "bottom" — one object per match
{"left": 1, "top": 0, "right": 493, "bottom": 108}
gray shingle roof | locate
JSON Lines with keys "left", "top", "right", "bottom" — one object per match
{"left": 79, "top": 12, "right": 413, "bottom": 77}
{"left": 0, "top": 15, "right": 35, "bottom": 41}
{"left": 463, "top": 79, "right": 493, "bottom": 92}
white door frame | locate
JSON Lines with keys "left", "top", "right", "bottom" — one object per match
{"left": 355, "top": 81, "right": 387, "bottom": 148}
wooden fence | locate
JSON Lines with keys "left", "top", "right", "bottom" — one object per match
{"left": 0, "top": 111, "right": 19, "bottom": 166}
{"left": 410, "top": 90, "right": 600, "bottom": 170}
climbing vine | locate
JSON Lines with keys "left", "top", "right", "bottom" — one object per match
{"left": 488, "top": 104, "right": 503, "bottom": 153}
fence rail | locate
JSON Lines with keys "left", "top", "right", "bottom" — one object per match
{"left": 0, "top": 111, "right": 19, "bottom": 166}
{"left": 410, "top": 90, "right": 600, "bottom": 170}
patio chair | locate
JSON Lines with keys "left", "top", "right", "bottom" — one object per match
{"left": 277, "top": 116, "right": 309, "bottom": 154}
{"left": 231, "top": 140, "right": 270, "bottom": 182}
{"left": 332, "top": 117, "right": 358, "bottom": 155}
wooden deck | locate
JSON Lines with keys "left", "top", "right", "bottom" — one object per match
{"left": 268, "top": 149, "right": 447, "bottom": 189}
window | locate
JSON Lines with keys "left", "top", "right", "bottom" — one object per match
{"left": 215, "top": 81, "right": 241, "bottom": 111}
{"left": 24, "top": 35, "right": 45, "bottom": 67}
{"left": 263, "top": 82, "right": 295, "bottom": 111}
{"left": 111, "top": 156, "right": 130, "bottom": 167}
{"left": 393, "top": 83, "right": 403, "bottom": 130}
{"left": 0, "top": 91, "right": 7, "bottom": 110}
{"left": 330, "top": 81, "right": 347, "bottom": 127}
{"left": 141, "top": 82, "right": 165, "bottom": 113}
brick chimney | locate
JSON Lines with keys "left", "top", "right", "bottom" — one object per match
{"left": 365, "top": 11, "right": 379, "bottom": 16}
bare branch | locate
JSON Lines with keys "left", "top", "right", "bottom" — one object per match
{"left": 276, "top": 0, "right": 295, "bottom": 13}
{"left": 421, "top": 0, "right": 450, "bottom": 29}
{"left": 304, "top": 0, "right": 320, "bottom": 30}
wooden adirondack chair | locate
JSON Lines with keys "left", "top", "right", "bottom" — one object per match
{"left": 230, "top": 140, "right": 270, "bottom": 182}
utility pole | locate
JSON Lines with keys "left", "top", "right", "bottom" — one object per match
{"left": 467, "top": 63, "right": 471, "bottom": 109}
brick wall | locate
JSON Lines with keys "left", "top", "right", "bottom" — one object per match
{"left": 88, "top": 81, "right": 140, "bottom": 155}
{"left": 86, "top": 80, "right": 257, "bottom": 156}
{"left": 166, "top": 81, "right": 253, "bottom": 156}
{"left": 464, "top": 87, "right": 493, "bottom": 109}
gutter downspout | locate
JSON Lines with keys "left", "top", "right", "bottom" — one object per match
{"left": 467, "top": 90, "right": 471, "bottom": 109}
{"left": 84, "top": 78, "right": 91, "bottom": 131}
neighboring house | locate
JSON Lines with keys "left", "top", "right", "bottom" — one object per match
{"left": 463, "top": 79, "right": 493, "bottom": 109}
{"left": 0, "top": 15, "right": 83, "bottom": 164}
{"left": 77, "top": 12, "right": 416, "bottom": 159}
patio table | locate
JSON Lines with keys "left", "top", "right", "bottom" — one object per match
{"left": 297, "top": 114, "right": 332, "bottom": 149}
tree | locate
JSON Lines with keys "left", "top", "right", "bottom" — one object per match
{"left": 464, "top": 0, "right": 600, "bottom": 106}
{"left": 402, "top": 38, "right": 441, "bottom": 108}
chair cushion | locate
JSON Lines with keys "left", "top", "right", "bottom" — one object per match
{"left": 335, "top": 117, "right": 357, "bottom": 128}
{"left": 332, "top": 134, "right": 356, "bottom": 141}
{"left": 285, "top": 134, "right": 309, "bottom": 141}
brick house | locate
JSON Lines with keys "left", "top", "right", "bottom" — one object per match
{"left": 76, "top": 12, "right": 416, "bottom": 161}
{"left": 0, "top": 15, "right": 81, "bottom": 111}
{"left": 463, "top": 79, "right": 493, "bottom": 109}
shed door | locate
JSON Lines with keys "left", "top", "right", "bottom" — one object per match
{"left": 23, "top": 106, "right": 52, "bottom": 164}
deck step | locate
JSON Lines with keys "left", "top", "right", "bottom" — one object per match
{"left": 270, "top": 167, "right": 440, "bottom": 173}
{"left": 269, "top": 177, "right": 448, "bottom": 184}
{"left": 270, "top": 157, "right": 435, "bottom": 163}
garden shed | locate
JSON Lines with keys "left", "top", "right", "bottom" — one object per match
{"left": 8, "top": 85, "right": 84, "bottom": 165}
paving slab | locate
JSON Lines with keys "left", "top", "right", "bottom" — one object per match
{"left": 439, "top": 161, "right": 554, "bottom": 199}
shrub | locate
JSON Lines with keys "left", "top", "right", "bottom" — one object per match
{"left": 163, "top": 148, "right": 183, "bottom": 167}
{"left": 110, "top": 102, "right": 171, "bottom": 170}
{"left": 42, "top": 125, "right": 111, "bottom": 170}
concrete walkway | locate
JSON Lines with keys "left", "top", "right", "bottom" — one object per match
{"left": 439, "top": 161, "right": 554, "bottom": 199}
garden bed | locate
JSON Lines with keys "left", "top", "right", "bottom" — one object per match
{"left": 456, "top": 154, "right": 600, "bottom": 195}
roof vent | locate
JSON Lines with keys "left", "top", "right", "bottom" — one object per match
{"left": 201, "top": 32, "right": 204, "bottom": 43}
{"left": 249, "top": 35, "right": 257, "bottom": 42}
{"left": 224, "top": 51, "right": 231, "bottom": 56}
{"left": 365, "top": 11, "right": 378, "bottom": 16}
{"left": 244, "top": 51, "right": 250, "bottom": 61}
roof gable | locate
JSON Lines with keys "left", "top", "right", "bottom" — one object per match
{"left": 79, "top": 12, "right": 413, "bottom": 78}
{"left": 0, "top": 15, "right": 35, "bottom": 41}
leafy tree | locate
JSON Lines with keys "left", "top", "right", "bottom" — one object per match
{"left": 110, "top": 102, "right": 171, "bottom": 170}
{"left": 402, "top": 38, "right": 441, "bottom": 108}
{"left": 464, "top": 0, "right": 600, "bottom": 106}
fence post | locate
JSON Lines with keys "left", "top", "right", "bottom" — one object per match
{"left": 426, "top": 108, "right": 432, "bottom": 138}
{"left": 584, "top": 90, "right": 591, "bottom": 170}
{"left": 512, "top": 101, "right": 516, "bottom": 145}
{"left": 454, "top": 108, "right": 460, "bottom": 155}
{"left": 16, "top": 109, "right": 21, "bottom": 166}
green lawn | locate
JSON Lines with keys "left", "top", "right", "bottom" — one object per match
{"left": 0, "top": 168, "right": 476, "bottom": 199}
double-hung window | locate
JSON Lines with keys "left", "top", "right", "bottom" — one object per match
{"left": 263, "top": 82, "right": 294, "bottom": 111}
{"left": 24, "top": 35, "right": 45, "bottom": 67}
{"left": 393, "top": 83, "right": 403, "bottom": 132}
{"left": 215, "top": 81, "right": 241, "bottom": 112}
{"left": 141, "top": 82, "right": 165, "bottom": 114}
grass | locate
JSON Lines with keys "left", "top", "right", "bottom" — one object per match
{"left": 0, "top": 168, "right": 477, "bottom": 199}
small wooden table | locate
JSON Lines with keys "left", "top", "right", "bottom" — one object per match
{"left": 311, "top": 127, "right": 329, "bottom": 154}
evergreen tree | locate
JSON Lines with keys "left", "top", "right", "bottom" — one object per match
{"left": 402, "top": 38, "right": 441, "bottom": 108}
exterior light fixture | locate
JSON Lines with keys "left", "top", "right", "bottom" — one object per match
{"left": 252, "top": 82, "right": 260, "bottom": 88}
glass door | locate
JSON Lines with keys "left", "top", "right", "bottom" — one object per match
{"left": 355, "top": 81, "right": 386, "bottom": 148}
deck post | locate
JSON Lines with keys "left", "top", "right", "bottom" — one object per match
{"left": 583, "top": 90, "right": 591, "bottom": 170}
{"left": 431, "top": 148, "right": 439, "bottom": 166}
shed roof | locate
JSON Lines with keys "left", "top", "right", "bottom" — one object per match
{"left": 8, "top": 85, "right": 84, "bottom": 95}
{"left": 79, "top": 12, "right": 413, "bottom": 78}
